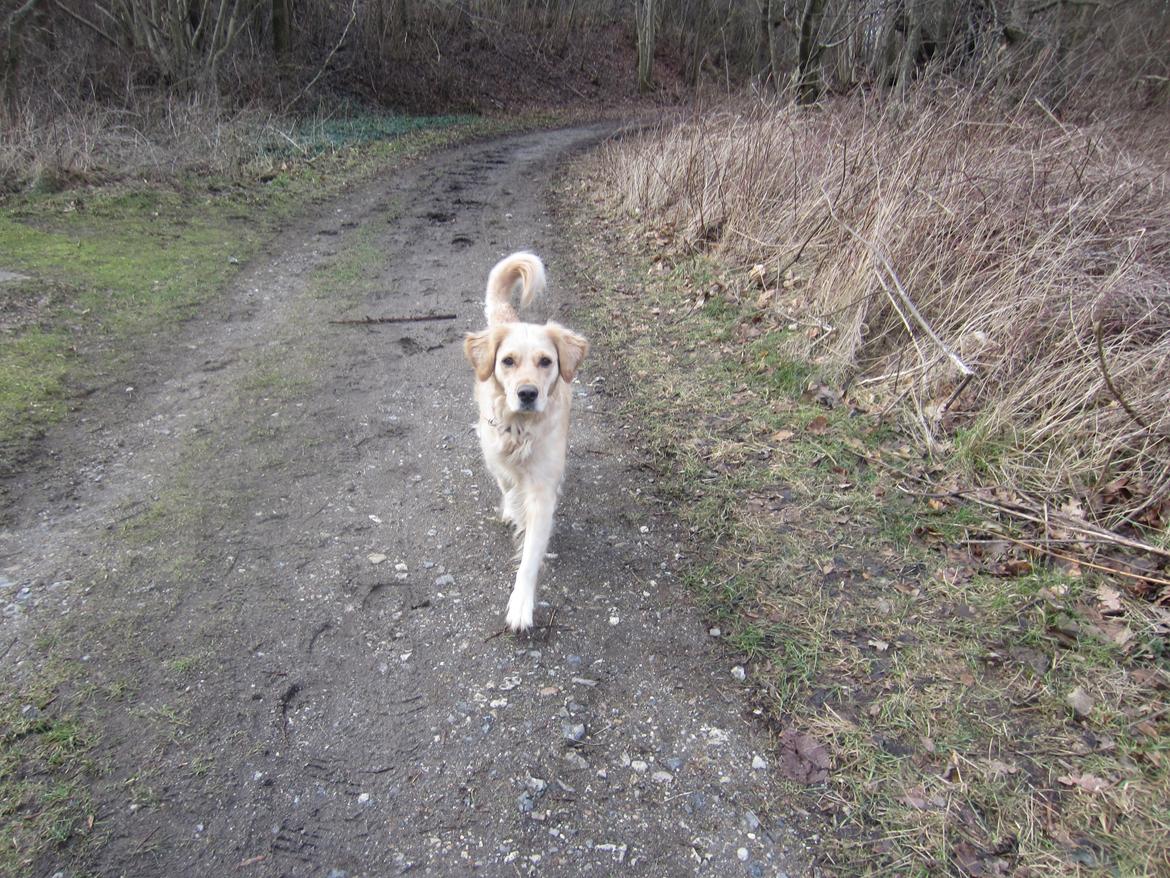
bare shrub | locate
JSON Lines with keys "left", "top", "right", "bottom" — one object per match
{"left": 0, "top": 89, "right": 279, "bottom": 189}
{"left": 601, "top": 92, "right": 1170, "bottom": 527}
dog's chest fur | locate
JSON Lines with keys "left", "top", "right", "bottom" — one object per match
{"left": 482, "top": 402, "right": 537, "bottom": 463}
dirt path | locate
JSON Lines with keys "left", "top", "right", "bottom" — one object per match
{"left": 2, "top": 127, "right": 808, "bottom": 877}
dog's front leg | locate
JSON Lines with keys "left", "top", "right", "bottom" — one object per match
{"left": 505, "top": 486, "right": 556, "bottom": 632}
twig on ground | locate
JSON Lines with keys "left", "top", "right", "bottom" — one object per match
{"left": 843, "top": 444, "right": 1170, "bottom": 562}
{"left": 983, "top": 527, "right": 1170, "bottom": 589}
{"left": 329, "top": 313, "right": 457, "bottom": 326}
{"left": 1094, "top": 317, "right": 1162, "bottom": 436}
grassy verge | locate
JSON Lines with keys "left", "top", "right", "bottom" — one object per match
{"left": 0, "top": 110, "right": 555, "bottom": 469}
{"left": 0, "top": 664, "right": 97, "bottom": 877}
{"left": 560, "top": 170, "right": 1170, "bottom": 877}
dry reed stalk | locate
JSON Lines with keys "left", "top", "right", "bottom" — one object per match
{"left": 601, "top": 91, "right": 1170, "bottom": 529}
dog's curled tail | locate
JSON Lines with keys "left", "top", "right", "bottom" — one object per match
{"left": 485, "top": 252, "right": 545, "bottom": 326}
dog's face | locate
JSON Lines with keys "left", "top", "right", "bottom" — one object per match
{"left": 465, "top": 322, "right": 588, "bottom": 413}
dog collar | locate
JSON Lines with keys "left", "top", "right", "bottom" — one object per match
{"left": 487, "top": 416, "right": 516, "bottom": 436}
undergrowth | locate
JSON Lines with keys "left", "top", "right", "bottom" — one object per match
{"left": 562, "top": 158, "right": 1170, "bottom": 876}
{"left": 598, "top": 91, "right": 1170, "bottom": 538}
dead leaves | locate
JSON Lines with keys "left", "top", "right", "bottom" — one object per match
{"left": 777, "top": 727, "right": 830, "bottom": 784}
{"left": 1057, "top": 772, "right": 1111, "bottom": 794}
{"left": 805, "top": 414, "right": 830, "bottom": 435}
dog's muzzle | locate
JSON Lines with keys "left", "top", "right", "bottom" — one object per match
{"left": 517, "top": 385, "right": 539, "bottom": 410}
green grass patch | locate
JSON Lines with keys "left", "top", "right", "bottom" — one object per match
{"left": 1, "top": 680, "right": 96, "bottom": 878}
{"left": 271, "top": 112, "right": 475, "bottom": 158}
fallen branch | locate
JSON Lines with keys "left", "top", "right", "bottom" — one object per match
{"left": 983, "top": 527, "right": 1170, "bottom": 590}
{"left": 1094, "top": 317, "right": 1163, "bottom": 436}
{"left": 329, "top": 313, "right": 457, "bottom": 326}
{"left": 843, "top": 444, "right": 1170, "bottom": 562}
{"left": 819, "top": 183, "right": 975, "bottom": 387}
{"left": 893, "top": 482, "right": 1170, "bottom": 562}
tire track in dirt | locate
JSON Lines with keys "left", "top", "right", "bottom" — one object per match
{"left": 1, "top": 127, "right": 811, "bottom": 876}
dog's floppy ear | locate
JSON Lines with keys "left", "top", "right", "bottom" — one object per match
{"left": 547, "top": 322, "right": 589, "bottom": 383}
{"left": 464, "top": 327, "right": 501, "bottom": 382}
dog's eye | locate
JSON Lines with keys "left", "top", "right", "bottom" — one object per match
{"left": 538, "top": 356, "right": 553, "bottom": 368}
{"left": 501, "top": 356, "right": 515, "bottom": 367}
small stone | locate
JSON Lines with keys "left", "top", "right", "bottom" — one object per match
{"left": 709, "top": 627, "right": 721, "bottom": 637}
{"left": 741, "top": 810, "right": 761, "bottom": 831}
{"left": 367, "top": 553, "right": 387, "bottom": 565}
{"left": 517, "top": 792, "right": 535, "bottom": 813}
{"left": 562, "top": 721, "right": 586, "bottom": 744}
{"left": 563, "top": 751, "right": 590, "bottom": 771}
{"left": 666, "top": 757, "right": 683, "bottom": 771}
{"left": 749, "top": 863, "right": 765, "bottom": 878}
{"left": 639, "top": 525, "right": 649, "bottom": 533}
{"left": 731, "top": 665, "right": 746, "bottom": 681}
{"left": 1067, "top": 687, "right": 1094, "bottom": 718}
{"left": 630, "top": 760, "right": 648, "bottom": 773}
{"left": 737, "top": 847, "right": 749, "bottom": 862}
{"left": 651, "top": 770, "right": 672, "bottom": 784}
{"left": 608, "top": 615, "right": 620, "bottom": 626}
{"left": 566, "top": 654, "right": 582, "bottom": 668}
{"left": 525, "top": 777, "right": 546, "bottom": 796}
{"left": 394, "top": 562, "right": 408, "bottom": 572}
{"left": 357, "top": 792, "right": 370, "bottom": 804}
{"left": 434, "top": 573, "right": 455, "bottom": 587}
{"left": 752, "top": 755, "right": 768, "bottom": 770}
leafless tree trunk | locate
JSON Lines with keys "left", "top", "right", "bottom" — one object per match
{"left": 795, "top": 0, "right": 826, "bottom": 103}
{"left": 2, "top": 0, "right": 43, "bottom": 113}
{"left": 765, "top": 0, "right": 783, "bottom": 91}
{"left": 271, "top": 0, "right": 291, "bottom": 60}
{"left": 635, "top": 0, "right": 655, "bottom": 92}
{"left": 896, "top": 0, "right": 923, "bottom": 99}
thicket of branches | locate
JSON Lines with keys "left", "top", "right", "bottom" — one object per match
{"left": 603, "top": 92, "right": 1170, "bottom": 530}
{"left": 3, "top": 1, "right": 1166, "bottom": 113}
{"left": 0, "top": 1, "right": 1165, "bottom": 188}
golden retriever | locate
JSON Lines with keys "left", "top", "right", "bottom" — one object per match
{"left": 464, "top": 252, "right": 589, "bottom": 632}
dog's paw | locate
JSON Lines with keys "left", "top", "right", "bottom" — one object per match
{"left": 505, "top": 591, "right": 535, "bottom": 632}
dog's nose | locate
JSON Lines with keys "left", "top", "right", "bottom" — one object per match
{"left": 517, "top": 385, "right": 539, "bottom": 407}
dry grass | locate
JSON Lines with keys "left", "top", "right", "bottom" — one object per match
{"left": 601, "top": 92, "right": 1170, "bottom": 531}
{"left": 0, "top": 93, "right": 281, "bottom": 191}
{"left": 558, "top": 183, "right": 1170, "bottom": 874}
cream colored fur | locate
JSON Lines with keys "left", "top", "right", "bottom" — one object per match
{"left": 464, "top": 252, "right": 588, "bottom": 632}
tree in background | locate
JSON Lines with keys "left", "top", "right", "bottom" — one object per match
{"left": 1, "top": 0, "right": 1166, "bottom": 115}
{"left": 635, "top": 0, "right": 656, "bottom": 92}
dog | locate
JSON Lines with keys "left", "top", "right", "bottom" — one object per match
{"left": 464, "top": 252, "right": 589, "bottom": 632}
